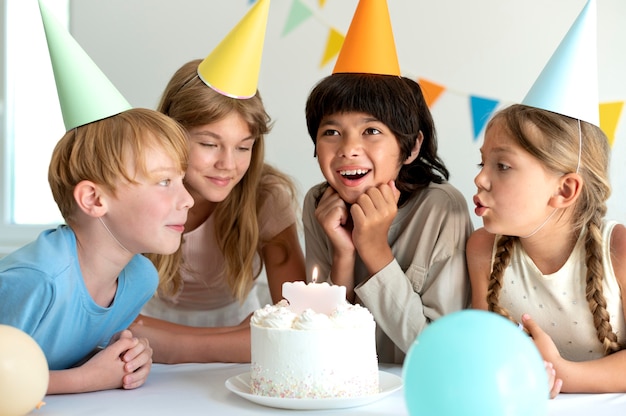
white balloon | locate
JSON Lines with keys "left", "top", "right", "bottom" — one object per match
{"left": 0, "top": 325, "right": 49, "bottom": 416}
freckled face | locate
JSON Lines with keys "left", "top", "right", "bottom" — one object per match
{"left": 184, "top": 112, "right": 255, "bottom": 204}
{"left": 473, "top": 120, "right": 560, "bottom": 236}
{"left": 315, "top": 112, "right": 406, "bottom": 204}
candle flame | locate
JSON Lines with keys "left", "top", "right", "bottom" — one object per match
{"left": 312, "top": 267, "right": 318, "bottom": 283}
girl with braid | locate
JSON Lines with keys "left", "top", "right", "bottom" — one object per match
{"left": 467, "top": 104, "right": 626, "bottom": 396}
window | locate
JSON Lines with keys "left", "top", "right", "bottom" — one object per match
{"left": 1, "top": 0, "right": 68, "bottom": 255}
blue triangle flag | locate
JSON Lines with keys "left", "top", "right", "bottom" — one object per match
{"left": 470, "top": 96, "right": 499, "bottom": 140}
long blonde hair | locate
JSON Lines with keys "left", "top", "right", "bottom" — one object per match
{"left": 486, "top": 104, "right": 620, "bottom": 354}
{"left": 148, "top": 60, "right": 297, "bottom": 301}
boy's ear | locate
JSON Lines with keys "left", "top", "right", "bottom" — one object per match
{"left": 73, "top": 180, "right": 108, "bottom": 218}
{"left": 403, "top": 131, "right": 424, "bottom": 165}
{"left": 550, "top": 173, "right": 583, "bottom": 208}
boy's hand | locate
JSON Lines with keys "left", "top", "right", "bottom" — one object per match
{"left": 78, "top": 333, "right": 139, "bottom": 391}
{"left": 315, "top": 186, "right": 355, "bottom": 255}
{"left": 117, "top": 330, "right": 152, "bottom": 390}
{"left": 350, "top": 181, "right": 399, "bottom": 271}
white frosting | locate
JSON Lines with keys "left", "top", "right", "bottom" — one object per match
{"left": 292, "top": 309, "right": 333, "bottom": 330}
{"left": 331, "top": 303, "right": 377, "bottom": 328}
{"left": 250, "top": 301, "right": 379, "bottom": 399}
{"left": 250, "top": 300, "right": 297, "bottom": 329}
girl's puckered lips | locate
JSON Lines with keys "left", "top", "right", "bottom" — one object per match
{"left": 473, "top": 196, "right": 487, "bottom": 217}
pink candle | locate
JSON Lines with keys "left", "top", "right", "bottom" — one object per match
{"left": 282, "top": 268, "right": 346, "bottom": 315}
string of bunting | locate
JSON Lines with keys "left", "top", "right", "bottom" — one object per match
{"left": 276, "top": 0, "right": 624, "bottom": 146}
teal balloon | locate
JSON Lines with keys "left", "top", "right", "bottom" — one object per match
{"left": 403, "top": 310, "right": 548, "bottom": 416}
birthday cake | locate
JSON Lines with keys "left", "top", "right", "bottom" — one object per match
{"left": 250, "top": 282, "right": 379, "bottom": 399}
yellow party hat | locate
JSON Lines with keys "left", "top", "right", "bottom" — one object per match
{"left": 333, "top": 0, "right": 400, "bottom": 76}
{"left": 38, "top": 0, "right": 131, "bottom": 131}
{"left": 197, "top": 0, "right": 270, "bottom": 99}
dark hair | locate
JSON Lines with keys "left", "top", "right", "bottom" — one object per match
{"left": 305, "top": 73, "right": 448, "bottom": 205}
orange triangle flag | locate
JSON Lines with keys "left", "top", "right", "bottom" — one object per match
{"left": 418, "top": 78, "right": 446, "bottom": 108}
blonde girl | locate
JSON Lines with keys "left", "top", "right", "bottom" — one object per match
{"left": 468, "top": 104, "right": 626, "bottom": 394}
{"left": 133, "top": 60, "right": 306, "bottom": 363}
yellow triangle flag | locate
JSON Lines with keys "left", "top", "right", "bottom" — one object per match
{"left": 418, "top": 78, "right": 446, "bottom": 108}
{"left": 320, "top": 28, "right": 344, "bottom": 68}
{"left": 599, "top": 101, "right": 624, "bottom": 148}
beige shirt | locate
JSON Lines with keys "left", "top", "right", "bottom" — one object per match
{"left": 496, "top": 221, "right": 626, "bottom": 361}
{"left": 303, "top": 182, "right": 473, "bottom": 363}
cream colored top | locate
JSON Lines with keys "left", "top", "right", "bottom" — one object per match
{"left": 495, "top": 221, "right": 626, "bottom": 361}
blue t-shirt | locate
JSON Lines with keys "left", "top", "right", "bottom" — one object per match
{"left": 0, "top": 225, "right": 158, "bottom": 370}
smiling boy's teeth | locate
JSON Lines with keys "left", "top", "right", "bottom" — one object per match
{"left": 340, "top": 169, "right": 368, "bottom": 176}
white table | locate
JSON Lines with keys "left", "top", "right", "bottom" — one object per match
{"left": 38, "top": 363, "right": 626, "bottom": 415}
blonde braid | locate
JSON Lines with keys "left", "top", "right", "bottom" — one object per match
{"left": 584, "top": 212, "right": 622, "bottom": 354}
{"left": 487, "top": 235, "right": 518, "bottom": 323}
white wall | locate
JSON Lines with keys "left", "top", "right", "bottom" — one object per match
{"left": 71, "top": 0, "right": 626, "bottom": 230}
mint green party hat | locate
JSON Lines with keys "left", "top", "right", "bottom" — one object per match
{"left": 522, "top": 0, "right": 598, "bottom": 126}
{"left": 38, "top": 0, "right": 131, "bottom": 130}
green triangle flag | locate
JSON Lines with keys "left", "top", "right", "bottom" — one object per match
{"left": 38, "top": 0, "right": 131, "bottom": 130}
{"left": 281, "top": 0, "right": 313, "bottom": 37}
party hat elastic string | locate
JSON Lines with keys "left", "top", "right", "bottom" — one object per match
{"left": 576, "top": 119, "right": 582, "bottom": 174}
{"left": 99, "top": 217, "right": 131, "bottom": 254}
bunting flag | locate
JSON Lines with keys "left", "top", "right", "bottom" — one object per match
{"left": 418, "top": 78, "right": 446, "bottom": 108}
{"left": 470, "top": 96, "right": 500, "bottom": 140}
{"left": 320, "top": 28, "right": 344, "bottom": 68}
{"left": 282, "top": 0, "right": 314, "bottom": 37}
{"left": 280, "top": 0, "right": 624, "bottom": 145}
{"left": 600, "top": 101, "right": 624, "bottom": 147}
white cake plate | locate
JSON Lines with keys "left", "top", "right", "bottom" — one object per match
{"left": 225, "top": 370, "right": 403, "bottom": 410}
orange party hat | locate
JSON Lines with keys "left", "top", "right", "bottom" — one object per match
{"left": 197, "top": 0, "right": 270, "bottom": 99}
{"left": 333, "top": 0, "right": 400, "bottom": 76}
